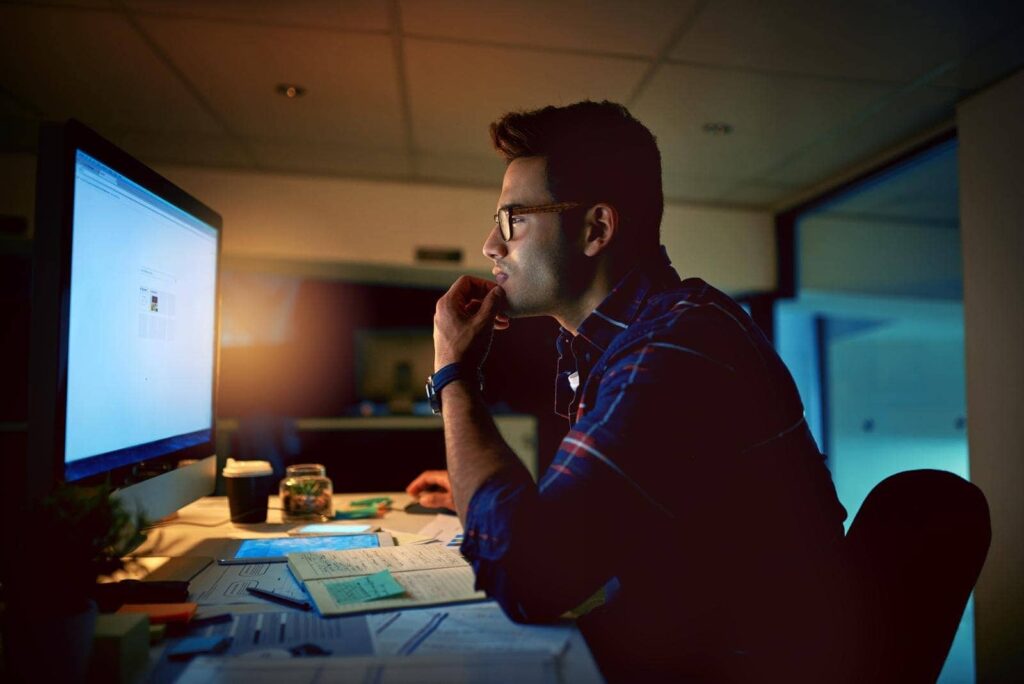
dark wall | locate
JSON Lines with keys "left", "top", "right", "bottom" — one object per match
{"left": 218, "top": 275, "right": 566, "bottom": 474}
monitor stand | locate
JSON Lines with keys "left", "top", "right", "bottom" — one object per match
{"left": 112, "top": 455, "right": 216, "bottom": 522}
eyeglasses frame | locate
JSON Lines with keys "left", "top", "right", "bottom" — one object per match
{"left": 493, "top": 201, "right": 582, "bottom": 241}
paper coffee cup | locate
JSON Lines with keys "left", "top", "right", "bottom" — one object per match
{"left": 222, "top": 459, "right": 273, "bottom": 523}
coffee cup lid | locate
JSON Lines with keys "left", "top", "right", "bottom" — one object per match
{"left": 222, "top": 458, "right": 273, "bottom": 477}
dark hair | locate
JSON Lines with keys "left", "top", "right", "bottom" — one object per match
{"left": 489, "top": 100, "right": 663, "bottom": 252}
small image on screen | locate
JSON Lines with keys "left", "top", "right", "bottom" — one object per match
{"left": 234, "top": 534, "right": 381, "bottom": 559}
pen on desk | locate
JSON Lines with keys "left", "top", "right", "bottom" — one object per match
{"left": 245, "top": 587, "right": 311, "bottom": 611}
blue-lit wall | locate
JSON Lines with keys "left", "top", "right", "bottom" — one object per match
{"left": 776, "top": 138, "right": 974, "bottom": 682}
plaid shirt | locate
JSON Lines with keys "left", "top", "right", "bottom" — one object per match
{"left": 461, "top": 248, "right": 847, "bottom": 674}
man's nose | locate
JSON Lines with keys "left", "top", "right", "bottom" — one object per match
{"left": 482, "top": 224, "right": 507, "bottom": 261}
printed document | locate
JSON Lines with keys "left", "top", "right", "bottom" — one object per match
{"left": 287, "top": 545, "right": 485, "bottom": 616}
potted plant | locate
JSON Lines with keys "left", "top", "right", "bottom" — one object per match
{"left": 1, "top": 482, "right": 147, "bottom": 681}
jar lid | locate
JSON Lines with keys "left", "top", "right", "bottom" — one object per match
{"left": 222, "top": 458, "right": 273, "bottom": 477}
{"left": 285, "top": 463, "right": 327, "bottom": 475}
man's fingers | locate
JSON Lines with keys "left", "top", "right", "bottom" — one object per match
{"left": 418, "top": 492, "right": 455, "bottom": 510}
{"left": 406, "top": 470, "right": 450, "bottom": 496}
{"left": 478, "top": 285, "right": 505, "bottom": 320}
{"left": 450, "top": 275, "right": 497, "bottom": 302}
{"left": 406, "top": 471, "right": 439, "bottom": 495}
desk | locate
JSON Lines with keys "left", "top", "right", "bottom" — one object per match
{"left": 130, "top": 492, "right": 603, "bottom": 683}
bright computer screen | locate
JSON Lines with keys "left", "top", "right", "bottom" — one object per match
{"left": 63, "top": 151, "right": 219, "bottom": 482}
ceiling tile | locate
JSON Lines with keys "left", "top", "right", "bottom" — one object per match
{"left": 15, "top": 0, "right": 114, "bottom": 7}
{"left": 405, "top": 39, "right": 648, "bottom": 157}
{"left": 632, "top": 63, "right": 891, "bottom": 183}
{"left": 139, "top": 16, "right": 406, "bottom": 148}
{"left": 767, "top": 85, "right": 962, "bottom": 187}
{"left": 124, "top": 0, "right": 390, "bottom": 32}
{"left": 107, "top": 128, "right": 254, "bottom": 169}
{"left": 248, "top": 139, "right": 414, "bottom": 179}
{"left": 671, "top": 0, "right": 1023, "bottom": 83}
{"left": 0, "top": 5, "right": 222, "bottom": 133}
{"left": 821, "top": 140, "right": 959, "bottom": 225}
{"left": 401, "top": 0, "right": 696, "bottom": 57}
{"left": 934, "top": 19, "right": 1024, "bottom": 90}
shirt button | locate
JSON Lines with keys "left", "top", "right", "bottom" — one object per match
{"left": 585, "top": 353, "right": 591, "bottom": 362}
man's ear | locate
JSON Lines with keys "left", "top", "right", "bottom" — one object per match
{"left": 582, "top": 203, "right": 617, "bottom": 257}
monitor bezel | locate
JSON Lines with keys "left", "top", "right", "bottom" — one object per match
{"left": 31, "top": 118, "right": 223, "bottom": 490}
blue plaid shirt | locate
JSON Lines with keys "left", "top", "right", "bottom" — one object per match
{"left": 461, "top": 248, "right": 847, "bottom": 675}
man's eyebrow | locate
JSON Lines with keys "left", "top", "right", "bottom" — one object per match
{"left": 497, "top": 202, "right": 525, "bottom": 212}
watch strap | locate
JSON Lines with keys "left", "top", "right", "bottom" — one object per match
{"left": 426, "top": 362, "right": 479, "bottom": 414}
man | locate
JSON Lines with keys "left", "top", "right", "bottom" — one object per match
{"left": 408, "top": 101, "right": 849, "bottom": 681}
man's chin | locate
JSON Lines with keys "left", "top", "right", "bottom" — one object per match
{"left": 504, "top": 300, "right": 545, "bottom": 320}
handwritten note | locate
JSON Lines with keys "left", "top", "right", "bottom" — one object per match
{"left": 288, "top": 544, "right": 467, "bottom": 582}
{"left": 325, "top": 570, "right": 406, "bottom": 606}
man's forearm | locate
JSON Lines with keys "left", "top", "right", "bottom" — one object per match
{"left": 440, "top": 378, "right": 529, "bottom": 523}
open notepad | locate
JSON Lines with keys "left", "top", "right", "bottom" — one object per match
{"left": 287, "top": 545, "right": 487, "bottom": 616}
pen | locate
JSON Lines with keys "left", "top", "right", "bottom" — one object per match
{"left": 245, "top": 587, "right": 311, "bottom": 611}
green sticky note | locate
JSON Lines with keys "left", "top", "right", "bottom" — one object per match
{"left": 325, "top": 570, "right": 406, "bottom": 606}
{"left": 334, "top": 509, "right": 379, "bottom": 519}
{"left": 349, "top": 496, "right": 392, "bottom": 507}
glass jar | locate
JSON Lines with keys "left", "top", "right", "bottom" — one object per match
{"left": 279, "top": 464, "right": 334, "bottom": 522}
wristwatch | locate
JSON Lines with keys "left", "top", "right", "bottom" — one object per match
{"left": 425, "top": 362, "right": 480, "bottom": 415}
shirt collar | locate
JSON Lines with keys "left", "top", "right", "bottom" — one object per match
{"left": 568, "top": 245, "right": 681, "bottom": 355}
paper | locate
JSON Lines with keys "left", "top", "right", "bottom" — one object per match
{"left": 383, "top": 529, "right": 436, "bottom": 546}
{"left": 288, "top": 544, "right": 466, "bottom": 582}
{"left": 305, "top": 565, "right": 484, "bottom": 616}
{"left": 176, "top": 653, "right": 559, "bottom": 684}
{"left": 369, "top": 602, "right": 573, "bottom": 656}
{"left": 192, "top": 609, "right": 374, "bottom": 656}
{"left": 188, "top": 560, "right": 307, "bottom": 605}
{"left": 325, "top": 570, "right": 406, "bottom": 605}
{"left": 416, "top": 514, "right": 464, "bottom": 545}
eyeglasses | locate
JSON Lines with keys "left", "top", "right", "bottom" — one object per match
{"left": 493, "top": 202, "right": 581, "bottom": 241}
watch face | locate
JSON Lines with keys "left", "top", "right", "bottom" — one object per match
{"left": 426, "top": 378, "right": 442, "bottom": 414}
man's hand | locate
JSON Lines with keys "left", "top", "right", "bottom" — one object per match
{"left": 405, "top": 470, "right": 455, "bottom": 510}
{"left": 433, "top": 276, "right": 508, "bottom": 372}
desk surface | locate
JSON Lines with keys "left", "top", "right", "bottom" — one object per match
{"left": 131, "top": 493, "right": 603, "bottom": 683}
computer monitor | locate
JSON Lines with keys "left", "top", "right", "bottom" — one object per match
{"left": 29, "top": 119, "right": 222, "bottom": 520}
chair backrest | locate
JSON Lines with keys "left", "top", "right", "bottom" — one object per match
{"left": 844, "top": 469, "right": 990, "bottom": 683}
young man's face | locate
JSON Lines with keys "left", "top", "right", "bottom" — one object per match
{"left": 483, "top": 156, "right": 578, "bottom": 321}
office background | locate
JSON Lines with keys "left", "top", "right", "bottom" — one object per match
{"left": 0, "top": 2, "right": 1022, "bottom": 681}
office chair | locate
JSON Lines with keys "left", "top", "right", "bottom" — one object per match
{"left": 843, "top": 469, "right": 990, "bottom": 683}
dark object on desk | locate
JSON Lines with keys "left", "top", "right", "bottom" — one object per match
{"left": 189, "top": 612, "right": 234, "bottom": 628}
{"left": 290, "top": 642, "right": 333, "bottom": 657}
{"left": 92, "top": 580, "right": 190, "bottom": 612}
{"left": 246, "top": 586, "right": 312, "bottom": 611}
{"left": 404, "top": 502, "right": 457, "bottom": 516}
{"left": 844, "top": 469, "right": 990, "bottom": 683}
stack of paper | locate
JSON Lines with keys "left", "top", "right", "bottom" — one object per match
{"left": 288, "top": 545, "right": 486, "bottom": 616}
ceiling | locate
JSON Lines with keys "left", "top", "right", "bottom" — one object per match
{"left": 812, "top": 136, "right": 960, "bottom": 228}
{"left": 1, "top": 0, "right": 1022, "bottom": 209}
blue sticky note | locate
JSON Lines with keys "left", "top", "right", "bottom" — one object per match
{"left": 324, "top": 570, "right": 406, "bottom": 605}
